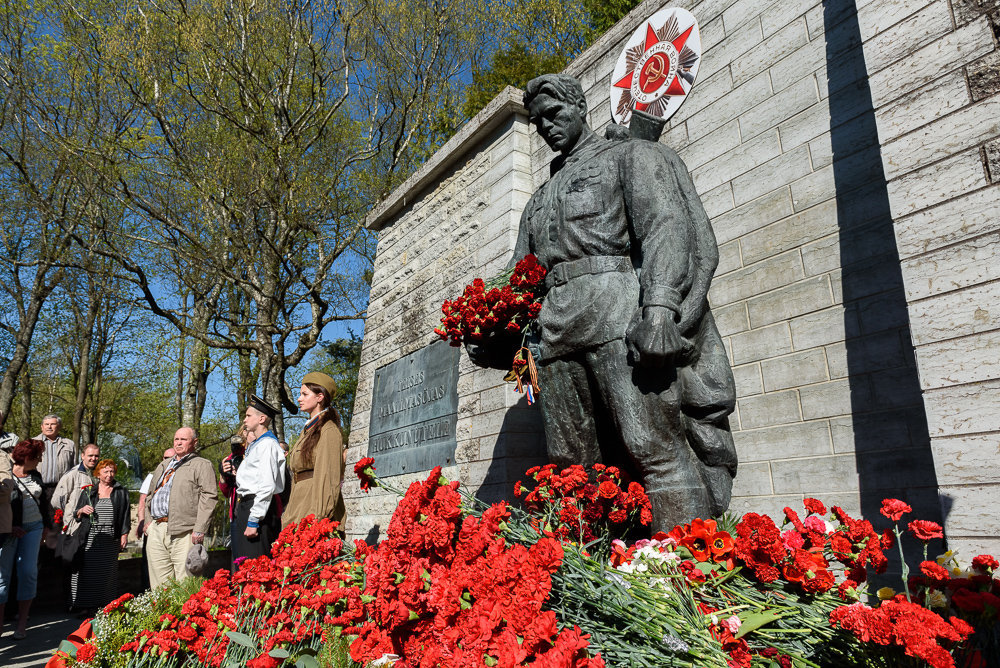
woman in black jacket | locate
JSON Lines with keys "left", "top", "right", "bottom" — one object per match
{"left": 0, "top": 439, "right": 52, "bottom": 640}
{"left": 70, "top": 458, "right": 131, "bottom": 614}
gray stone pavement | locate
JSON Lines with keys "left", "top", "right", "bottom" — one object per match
{"left": 0, "top": 611, "right": 82, "bottom": 667}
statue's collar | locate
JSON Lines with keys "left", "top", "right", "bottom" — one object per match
{"left": 551, "top": 132, "right": 600, "bottom": 174}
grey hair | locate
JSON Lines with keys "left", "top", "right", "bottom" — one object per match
{"left": 523, "top": 74, "right": 587, "bottom": 113}
{"left": 42, "top": 413, "right": 62, "bottom": 425}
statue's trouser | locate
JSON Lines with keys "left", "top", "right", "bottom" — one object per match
{"left": 536, "top": 332, "right": 734, "bottom": 533}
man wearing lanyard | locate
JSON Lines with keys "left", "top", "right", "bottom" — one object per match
{"left": 232, "top": 395, "right": 286, "bottom": 569}
{"left": 144, "top": 428, "right": 218, "bottom": 588}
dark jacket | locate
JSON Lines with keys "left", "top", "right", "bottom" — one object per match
{"left": 77, "top": 481, "right": 131, "bottom": 538}
{"left": 11, "top": 469, "right": 53, "bottom": 530}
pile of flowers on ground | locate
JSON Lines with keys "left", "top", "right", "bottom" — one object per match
{"left": 434, "top": 254, "right": 546, "bottom": 345}
{"left": 349, "top": 466, "right": 601, "bottom": 667}
{"left": 52, "top": 459, "right": 999, "bottom": 668}
{"left": 54, "top": 518, "right": 359, "bottom": 668}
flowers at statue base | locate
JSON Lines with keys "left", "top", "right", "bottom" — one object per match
{"left": 434, "top": 254, "right": 546, "bottom": 345}
{"left": 51, "top": 458, "right": 1000, "bottom": 668}
{"left": 349, "top": 466, "right": 602, "bottom": 667}
{"left": 514, "top": 463, "right": 652, "bottom": 545}
{"left": 57, "top": 516, "right": 361, "bottom": 668}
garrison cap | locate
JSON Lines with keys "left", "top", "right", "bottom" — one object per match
{"left": 302, "top": 371, "right": 337, "bottom": 398}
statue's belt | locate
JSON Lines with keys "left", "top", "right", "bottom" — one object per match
{"left": 544, "top": 255, "right": 633, "bottom": 291}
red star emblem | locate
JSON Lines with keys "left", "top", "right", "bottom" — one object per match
{"left": 613, "top": 22, "right": 694, "bottom": 113}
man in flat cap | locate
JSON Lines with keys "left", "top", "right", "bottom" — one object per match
{"left": 144, "top": 428, "right": 218, "bottom": 588}
{"left": 232, "top": 396, "right": 287, "bottom": 568}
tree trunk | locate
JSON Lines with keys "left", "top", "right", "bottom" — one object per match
{"left": 18, "top": 368, "right": 32, "bottom": 438}
{"left": 177, "top": 292, "right": 187, "bottom": 427}
{"left": 183, "top": 340, "right": 210, "bottom": 429}
{"left": 72, "top": 294, "right": 100, "bottom": 447}
{"left": 0, "top": 266, "right": 62, "bottom": 421}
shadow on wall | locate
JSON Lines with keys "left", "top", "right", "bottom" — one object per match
{"left": 822, "top": 0, "right": 945, "bottom": 547}
{"left": 474, "top": 395, "right": 548, "bottom": 507}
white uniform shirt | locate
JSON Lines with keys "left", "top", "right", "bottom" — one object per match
{"left": 235, "top": 431, "right": 286, "bottom": 523}
{"left": 139, "top": 473, "right": 153, "bottom": 495}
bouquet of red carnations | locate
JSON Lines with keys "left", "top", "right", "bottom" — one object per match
{"left": 514, "top": 463, "right": 652, "bottom": 545}
{"left": 434, "top": 254, "right": 546, "bottom": 345}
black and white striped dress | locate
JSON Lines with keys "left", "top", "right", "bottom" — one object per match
{"left": 71, "top": 498, "right": 119, "bottom": 609}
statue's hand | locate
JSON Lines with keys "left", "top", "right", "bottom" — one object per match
{"left": 465, "top": 341, "right": 492, "bottom": 368}
{"left": 626, "top": 306, "right": 686, "bottom": 366}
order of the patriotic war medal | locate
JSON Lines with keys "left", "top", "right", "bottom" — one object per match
{"left": 610, "top": 7, "right": 702, "bottom": 126}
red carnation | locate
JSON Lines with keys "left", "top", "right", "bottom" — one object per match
{"left": 733, "top": 513, "right": 786, "bottom": 582}
{"left": 920, "top": 560, "right": 950, "bottom": 583}
{"left": 972, "top": 554, "right": 999, "bottom": 573}
{"left": 597, "top": 480, "right": 619, "bottom": 499}
{"left": 952, "top": 588, "right": 985, "bottom": 613}
{"left": 908, "top": 519, "right": 944, "bottom": 541}
{"left": 880, "top": 498, "right": 912, "bottom": 522}
{"left": 76, "top": 643, "right": 98, "bottom": 663}
{"left": 102, "top": 592, "right": 135, "bottom": 614}
{"left": 354, "top": 457, "right": 376, "bottom": 492}
{"left": 803, "top": 497, "right": 826, "bottom": 515}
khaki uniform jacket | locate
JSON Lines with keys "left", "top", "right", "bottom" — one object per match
{"left": 144, "top": 455, "right": 218, "bottom": 537}
{"left": 282, "top": 420, "right": 346, "bottom": 528}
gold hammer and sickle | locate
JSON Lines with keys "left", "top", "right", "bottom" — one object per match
{"left": 645, "top": 53, "right": 667, "bottom": 85}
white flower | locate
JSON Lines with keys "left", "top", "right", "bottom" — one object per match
{"left": 635, "top": 545, "right": 668, "bottom": 562}
{"left": 371, "top": 654, "right": 401, "bottom": 667}
{"left": 661, "top": 635, "right": 689, "bottom": 653}
{"left": 926, "top": 590, "right": 949, "bottom": 609}
{"left": 604, "top": 572, "right": 632, "bottom": 590}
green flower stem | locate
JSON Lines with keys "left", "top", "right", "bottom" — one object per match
{"left": 893, "top": 523, "right": 912, "bottom": 601}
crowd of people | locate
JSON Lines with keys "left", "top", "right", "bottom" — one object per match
{"left": 0, "top": 370, "right": 347, "bottom": 640}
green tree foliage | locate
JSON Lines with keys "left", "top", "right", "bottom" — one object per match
{"left": 42, "top": 0, "right": 494, "bottom": 439}
{"left": 582, "top": 0, "right": 644, "bottom": 38}
{"left": 462, "top": 42, "right": 569, "bottom": 120}
{"left": 460, "top": 0, "right": 644, "bottom": 120}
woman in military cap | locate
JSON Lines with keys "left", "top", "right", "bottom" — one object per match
{"left": 282, "top": 372, "right": 346, "bottom": 528}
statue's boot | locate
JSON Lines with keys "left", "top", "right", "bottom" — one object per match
{"left": 684, "top": 417, "right": 737, "bottom": 516}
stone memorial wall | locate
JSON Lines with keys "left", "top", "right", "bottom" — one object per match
{"left": 345, "top": 0, "right": 1000, "bottom": 556}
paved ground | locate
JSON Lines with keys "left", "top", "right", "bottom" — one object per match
{"left": 0, "top": 611, "right": 82, "bottom": 667}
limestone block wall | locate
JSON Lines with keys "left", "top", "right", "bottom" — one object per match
{"left": 344, "top": 91, "right": 544, "bottom": 539}
{"left": 349, "top": 0, "right": 999, "bottom": 553}
{"left": 526, "top": 0, "right": 984, "bottom": 547}
{"left": 866, "top": 0, "right": 1000, "bottom": 556}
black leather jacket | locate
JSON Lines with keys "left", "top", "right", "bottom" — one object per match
{"left": 76, "top": 481, "right": 132, "bottom": 537}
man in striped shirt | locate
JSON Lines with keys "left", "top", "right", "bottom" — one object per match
{"left": 144, "top": 428, "right": 217, "bottom": 588}
{"left": 34, "top": 414, "right": 77, "bottom": 506}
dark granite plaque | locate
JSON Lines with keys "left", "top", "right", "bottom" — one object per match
{"left": 367, "top": 340, "right": 461, "bottom": 476}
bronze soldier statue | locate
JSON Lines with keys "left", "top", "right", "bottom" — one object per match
{"left": 470, "top": 73, "right": 738, "bottom": 531}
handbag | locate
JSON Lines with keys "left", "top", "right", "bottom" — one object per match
{"left": 57, "top": 527, "right": 85, "bottom": 562}
{"left": 58, "top": 489, "right": 92, "bottom": 563}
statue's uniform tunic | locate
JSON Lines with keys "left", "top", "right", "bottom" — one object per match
{"left": 512, "top": 132, "right": 737, "bottom": 529}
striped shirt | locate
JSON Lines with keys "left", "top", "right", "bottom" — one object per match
{"left": 40, "top": 437, "right": 66, "bottom": 484}
{"left": 149, "top": 454, "right": 193, "bottom": 519}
